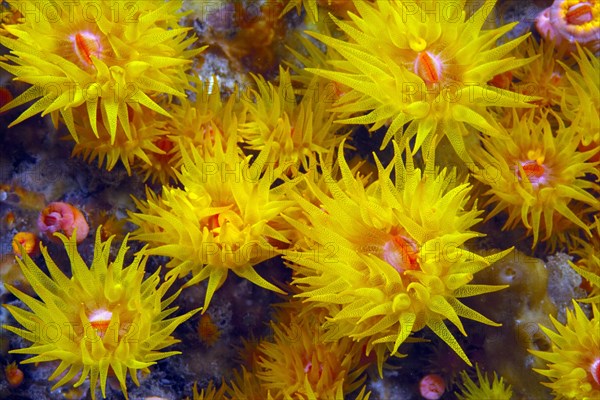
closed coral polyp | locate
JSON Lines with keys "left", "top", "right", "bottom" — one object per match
{"left": 4, "top": 362, "right": 23, "bottom": 388}
{"left": 12, "top": 231, "right": 38, "bottom": 257}
{"left": 420, "top": 374, "right": 446, "bottom": 400}
{"left": 536, "top": 0, "right": 600, "bottom": 51}
{"left": 38, "top": 202, "right": 89, "bottom": 244}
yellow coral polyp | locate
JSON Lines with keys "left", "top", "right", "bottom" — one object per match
{"left": 510, "top": 37, "right": 571, "bottom": 115}
{"left": 226, "top": 367, "right": 272, "bottom": 400}
{"left": 560, "top": 44, "right": 600, "bottom": 148}
{"left": 284, "top": 141, "right": 512, "bottom": 372}
{"left": 470, "top": 109, "right": 600, "bottom": 248}
{"left": 140, "top": 76, "right": 245, "bottom": 185}
{"left": 3, "top": 229, "right": 200, "bottom": 399}
{"left": 190, "top": 381, "right": 227, "bottom": 400}
{"left": 0, "top": 0, "right": 201, "bottom": 142}
{"left": 255, "top": 312, "right": 368, "bottom": 399}
{"left": 305, "top": 0, "right": 538, "bottom": 161}
{"left": 530, "top": 301, "right": 600, "bottom": 400}
{"left": 280, "top": 0, "right": 320, "bottom": 22}
{"left": 71, "top": 102, "right": 170, "bottom": 175}
{"left": 129, "top": 134, "right": 293, "bottom": 310}
{"left": 570, "top": 217, "right": 600, "bottom": 303}
{"left": 456, "top": 364, "right": 513, "bottom": 400}
{"left": 239, "top": 67, "right": 349, "bottom": 176}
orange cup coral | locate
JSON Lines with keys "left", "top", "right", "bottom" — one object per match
{"left": 255, "top": 308, "right": 368, "bottom": 399}
{"left": 11, "top": 231, "right": 39, "bottom": 257}
{"left": 38, "top": 201, "right": 89, "bottom": 244}
{"left": 129, "top": 134, "right": 293, "bottom": 310}
{"left": 536, "top": 0, "right": 600, "bottom": 52}
{"left": 284, "top": 141, "right": 513, "bottom": 373}
{"left": 470, "top": 110, "right": 600, "bottom": 248}
{"left": 0, "top": 0, "right": 201, "bottom": 142}
{"left": 530, "top": 301, "right": 600, "bottom": 399}
{"left": 2, "top": 229, "right": 200, "bottom": 399}
{"left": 304, "top": 0, "right": 538, "bottom": 162}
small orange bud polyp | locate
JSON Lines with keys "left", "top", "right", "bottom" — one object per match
{"left": 197, "top": 314, "right": 221, "bottom": 347}
{"left": 5, "top": 362, "right": 24, "bottom": 388}
{"left": 419, "top": 374, "right": 445, "bottom": 400}
{"left": 12, "top": 232, "right": 39, "bottom": 257}
{"left": 4, "top": 211, "right": 15, "bottom": 228}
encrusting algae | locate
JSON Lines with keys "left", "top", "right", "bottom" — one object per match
{"left": 0, "top": 0, "right": 598, "bottom": 398}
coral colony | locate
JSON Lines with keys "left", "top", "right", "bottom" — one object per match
{"left": 0, "top": 0, "right": 598, "bottom": 399}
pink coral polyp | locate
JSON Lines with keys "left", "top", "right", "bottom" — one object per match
{"left": 536, "top": 0, "right": 600, "bottom": 52}
{"left": 38, "top": 202, "right": 89, "bottom": 244}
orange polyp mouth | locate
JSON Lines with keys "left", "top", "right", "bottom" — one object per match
{"left": 71, "top": 31, "right": 102, "bottom": 68}
{"left": 591, "top": 358, "right": 600, "bottom": 386}
{"left": 207, "top": 214, "right": 220, "bottom": 231}
{"left": 383, "top": 234, "right": 420, "bottom": 273}
{"left": 43, "top": 212, "right": 61, "bottom": 227}
{"left": 89, "top": 308, "right": 113, "bottom": 337}
{"left": 203, "top": 213, "right": 226, "bottom": 237}
{"left": 565, "top": 2, "right": 594, "bottom": 25}
{"left": 414, "top": 51, "right": 443, "bottom": 84}
{"left": 153, "top": 137, "right": 175, "bottom": 163}
{"left": 516, "top": 159, "right": 549, "bottom": 187}
{"left": 522, "top": 160, "right": 546, "bottom": 179}
{"left": 549, "top": 71, "right": 562, "bottom": 85}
